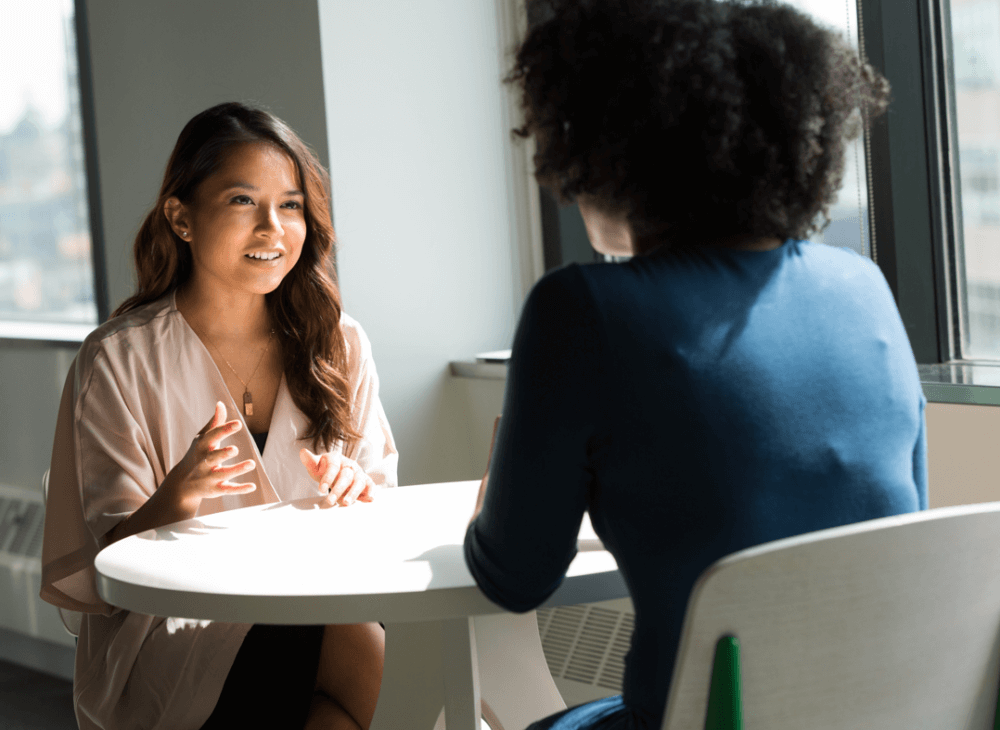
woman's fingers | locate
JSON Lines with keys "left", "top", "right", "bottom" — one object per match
{"left": 302, "top": 450, "right": 371, "bottom": 505}
{"left": 317, "top": 454, "right": 343, "bottom": 492}
{"left": 204, "top": 419, "right": 242, "bottom": 449}
{"left": 205, "top": 444, "right": 239, "bottom": 468}
{"left": 210, "top": 458, "right": 256, "bottom": 479}
{"left": 199, "top": 401, "right": 227, "bottom": 436}
{"left": 338, "top": 471, "right": 368, "bottom": 506}
{"left": 299, "top": 448, "right": 325, "bottom": 479}
{"left": 215, "top": 481, "right": 257, "bottom": 495}
{"left": 357, "top": 478, "right": 376, "bottom": 503}
{"left": 328, "top": 461, "right": 355, "bottom": 502}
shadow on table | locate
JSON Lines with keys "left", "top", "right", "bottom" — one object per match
{"left": 135, "top": 520, "right": 227, "bottom": 541}
{"left": 262, "top": 495, "right": 345, "bottom": 512}
{"left": 406, "top": 544, "right": 468, "bottom": 590}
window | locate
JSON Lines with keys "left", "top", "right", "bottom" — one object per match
{"left": 0, "top": 0, "right": 103, "bottom": 338}
{"left": 952, "top": 0, "right": 1000, "bottom": 357}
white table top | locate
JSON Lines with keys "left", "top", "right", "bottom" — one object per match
{"left": 95, "top": 480, "right": 627, "bottom": 624}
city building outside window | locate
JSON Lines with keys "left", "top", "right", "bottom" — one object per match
{"left": 0, "top": 0, "right": 100, "bottom": 332}
{"left": 952, "top": 0, "right": 1000, "bottom": 358}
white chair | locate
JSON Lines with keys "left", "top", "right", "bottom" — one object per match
{"left": 41, "top": 469, "right": 83, "bottom": 638}
{"left": 663, "top": 503, "right": 1000, "bottom": 730}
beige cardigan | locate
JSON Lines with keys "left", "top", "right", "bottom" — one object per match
{"left": 40, "top": 292, "right": 398, "bottom": 730}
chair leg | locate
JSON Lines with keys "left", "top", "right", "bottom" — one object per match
{"left": 704, "top": 636, "right": 742, "bottom": 730}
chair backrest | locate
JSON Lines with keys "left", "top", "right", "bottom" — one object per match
{"left": 41, "top": 469, "right": 83, "bottom": 638}
{"left": 662, "top": 503, "right": 1000, "bottom": 730}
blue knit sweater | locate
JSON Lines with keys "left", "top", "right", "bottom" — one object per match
{"left": 465, "top": 239, "right": 927, "bottom": 728}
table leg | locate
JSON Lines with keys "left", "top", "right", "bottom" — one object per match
{"left": 371, "top": 620, "right": 447, "bottom": 730}
{"left": 442, "top": 617, "right": 482, "bottom": 730}
{"left": 372, "top": 612, "right": 567, "bottom": 730}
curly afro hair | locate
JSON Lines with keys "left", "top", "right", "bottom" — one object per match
{"left": 511, "top": 0, "right": 891, "bottom": 253}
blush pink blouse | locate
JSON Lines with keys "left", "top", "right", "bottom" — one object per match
{"left": 40, "top": 292, "right": 398, "bottom": 730}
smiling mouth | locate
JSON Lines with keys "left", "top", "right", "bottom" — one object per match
{"left": 245, "top": 252, "right": 282, "bottom": 261}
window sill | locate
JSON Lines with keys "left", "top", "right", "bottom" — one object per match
{"left": 918, "top": 363, "right": 1000, "bottom": 406}
{"left": 0, "top": 320, "right": 97, "bottom": 348}
{"left": 449, "top": 360, "right": 508, "bottom": 380}
{"left": 452, "top": 360, "right": 1000, "bottom": 407}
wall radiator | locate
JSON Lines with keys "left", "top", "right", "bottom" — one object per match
{"left": 535, "top": 598, "right": 635, "bottom": 705}
{"left": 0, "top": 484, "right": 75, "bottom": 649}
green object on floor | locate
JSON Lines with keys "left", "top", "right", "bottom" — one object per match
{"left": 704, "top": 635, "right": 742, "bottom": 730}
{"left": 994, "top": 662, "right": 1000, "bottom": 730}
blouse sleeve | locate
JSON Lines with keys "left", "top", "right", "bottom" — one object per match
{"left": 41, "top": 343, "right": 158, "bottom": 615}
{"left": 344, "top": 319, "right": 399, "bottom": 488}
{"left": 464, "top": 265, "right": 611, "bottom": 612}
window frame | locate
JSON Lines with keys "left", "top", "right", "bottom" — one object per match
{"left": 859, "top": 0, "right": 965, "bottom": 364}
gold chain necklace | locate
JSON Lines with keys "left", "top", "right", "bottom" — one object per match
{"left": 201, "top": 329, "right": 275, "bottom": 416}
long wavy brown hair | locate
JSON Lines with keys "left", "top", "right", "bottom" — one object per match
{"left": 112, "top": 102, "right": 360, "bottom": 453}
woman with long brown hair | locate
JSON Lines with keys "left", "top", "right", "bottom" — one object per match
{"left": 40, "top": 102, "right": 396, "bottom": 730}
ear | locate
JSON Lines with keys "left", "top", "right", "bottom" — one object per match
{"left": 163, "top": 197, "right": 193, "bottom": 241}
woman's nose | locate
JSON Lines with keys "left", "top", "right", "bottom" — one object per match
{"left": 257, "top": 205, "right": 284, "bottom": 237}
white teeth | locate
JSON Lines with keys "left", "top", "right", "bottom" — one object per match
{"left": 246, "top": 252, "right": 281, "bottom": 260}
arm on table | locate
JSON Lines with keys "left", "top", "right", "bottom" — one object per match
{"left": 465, "top": 267, "right": 611, "bottom": 612}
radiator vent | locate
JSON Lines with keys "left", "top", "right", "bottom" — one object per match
{"left": 536, "top": 603, "right": 634, "bottom": 693}
{"left": 0, "top": 495, "right": 45, "bottom": 558}
{"left": 0, "top": 484, "right": 75, "bottom": 649}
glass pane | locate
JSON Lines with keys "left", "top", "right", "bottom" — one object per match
{"left": 783, "top": 0, "right": 871, "bottom": 258}
{"left": 952, "top": 0, "right": 1000, "bottom": 358}
{"left": 0, "top": 0, "right": 98, "bottom": 325}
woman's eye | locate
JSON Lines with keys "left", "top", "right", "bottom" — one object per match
{"left": 282, "top": 200, "right": 302, "bottom": 210}
{"left": 231, "top": 195, "right": 254, "bottom": 205}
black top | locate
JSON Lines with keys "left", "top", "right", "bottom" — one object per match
{"left": 251, "top": 431, "right": 268, "bottom": 454}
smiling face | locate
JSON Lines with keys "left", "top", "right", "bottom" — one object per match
{"left": 165, "top": 142, "right": 307, "bottom": 300}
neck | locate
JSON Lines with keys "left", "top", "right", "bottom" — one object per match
{"left": 175, "top": 281, "right": 273, "bottom": 342}
{"left": 707, "top": 234, "right": 784, "bottom": 251}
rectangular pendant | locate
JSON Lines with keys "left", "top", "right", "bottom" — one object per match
{"left": 243, "top": 390, "right": 253, "bottom": 417}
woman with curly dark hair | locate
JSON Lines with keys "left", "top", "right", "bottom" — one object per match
{"left": 41, "top": 103, "right": 396, "bottom": 730}
{"left": 464, "top": 1, "right": 924, "bottom": 728}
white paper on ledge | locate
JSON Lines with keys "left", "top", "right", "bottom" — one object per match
{"left": 475, "top": 349, "right": 512, "bottom": 363}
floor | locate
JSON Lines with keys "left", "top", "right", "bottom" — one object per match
{"left": 0, "top": 659, "right": 76, "bottom": 730}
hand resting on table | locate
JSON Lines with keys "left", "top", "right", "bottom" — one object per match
{"left": 299, "top": 447, "right": 376, "bottom": 507}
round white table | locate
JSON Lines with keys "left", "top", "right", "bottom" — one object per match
{"left": 95, "top": 481, "right": 627, "bottom": 730}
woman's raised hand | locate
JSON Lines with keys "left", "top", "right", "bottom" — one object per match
{"left": 299, "top": 448, "right": 375, "bottom": 507}
{"left": 162, "top": 402, "right": 257, "bottom": 510}
{"left": 106, "top": 402, "right": 256, "bottom": 545}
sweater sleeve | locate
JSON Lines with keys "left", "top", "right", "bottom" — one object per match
{"left": 913, "top": 396, "right": 928, "bottom": 511}
{"left": 464, "top": 265, "right": 611, "bottom": 612}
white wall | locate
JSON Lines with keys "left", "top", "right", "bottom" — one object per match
{"left": 926, "top": 402, "right": 1000, "bottom": 507}
{"left": 318, "top": 0, "right": 524, "bottom": 485}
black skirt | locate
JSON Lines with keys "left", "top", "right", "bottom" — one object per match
{"left": 200, "top": 624, "right": 325, "bottom": 730}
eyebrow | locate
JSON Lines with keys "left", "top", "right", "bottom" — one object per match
{"left": 222, "top": 181, "right": 304, "bottom": 196}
